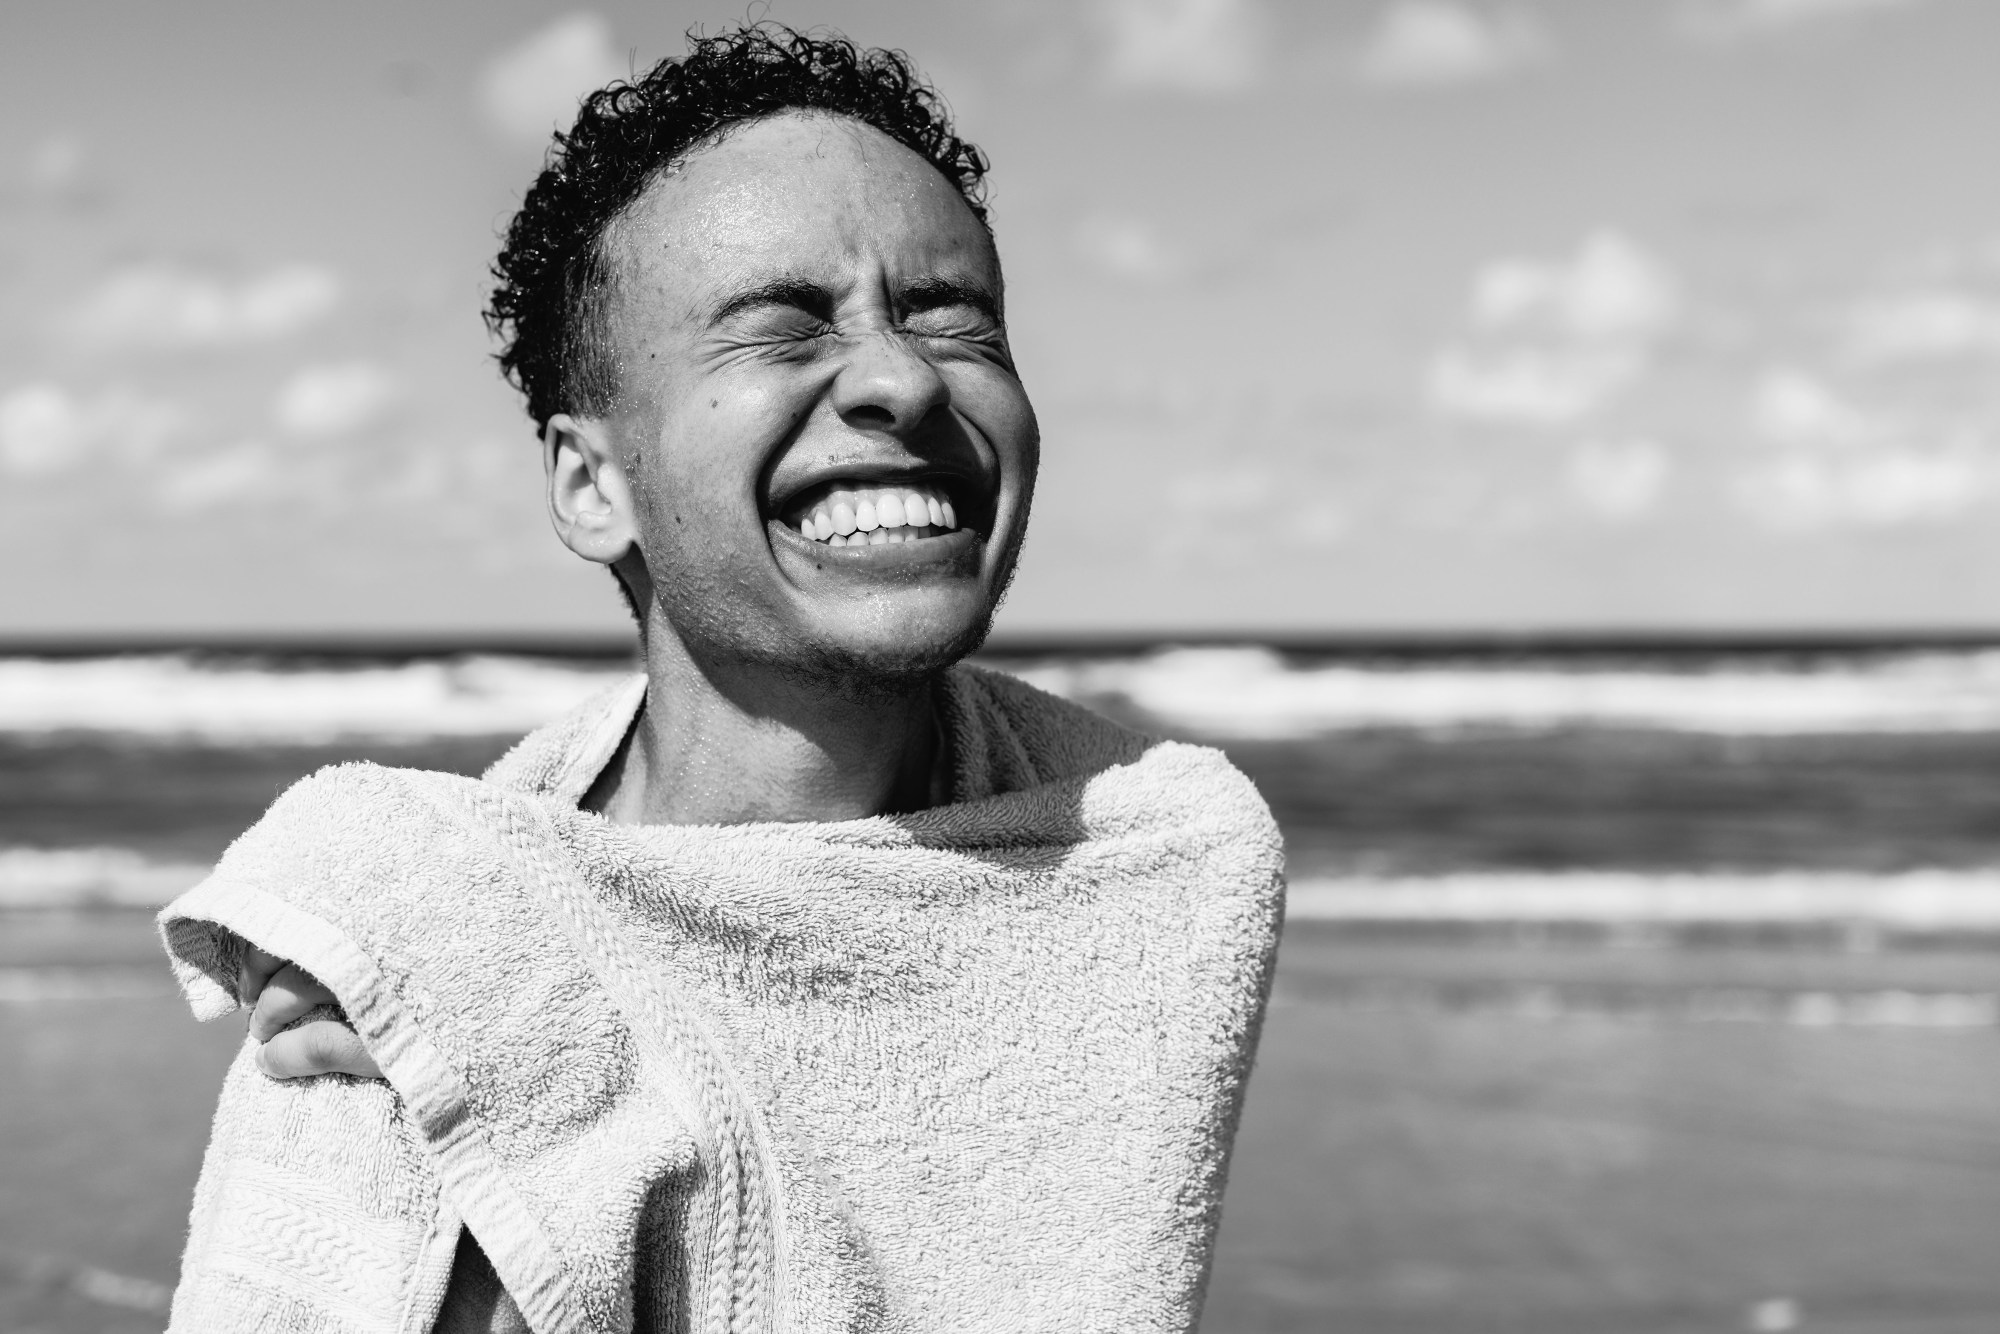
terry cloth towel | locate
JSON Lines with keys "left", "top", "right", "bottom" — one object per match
{"left": 159, "top": 664, "right": 1285, "bottom": 1334}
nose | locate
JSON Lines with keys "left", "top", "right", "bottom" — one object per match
{"left": 831, "top": 331, "right": 950, "bottom": 437}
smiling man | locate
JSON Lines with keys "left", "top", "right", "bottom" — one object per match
{"left": 547, "top": 99, "right": 1034, "bottom": 832}
{"left": 159, "top": 27, "right": 1283, "bottom": 1333}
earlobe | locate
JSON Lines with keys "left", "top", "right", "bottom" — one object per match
{"left": 545, "top": 413, "right": 637, "bottom": 567}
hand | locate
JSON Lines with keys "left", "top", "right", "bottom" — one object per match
{"left": 238, "top": 945, "right": 383, "bottom": 1081}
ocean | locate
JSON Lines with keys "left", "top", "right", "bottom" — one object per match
{"left": 8, "top": 644, "right": 2000, "bottom": 907}
{"left": 3, "top": 646, "right": 1998, "bottom": 1332}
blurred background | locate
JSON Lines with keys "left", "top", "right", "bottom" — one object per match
{"left": 4, "top": 1, "right": 1999, "bottom": 1331}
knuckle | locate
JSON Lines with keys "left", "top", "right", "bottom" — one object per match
{"left": 256, "top": 1040, "right": 296, "bottom": 1080}
{"left": 249, "top": 997, "right": 293, "bottom": 1042}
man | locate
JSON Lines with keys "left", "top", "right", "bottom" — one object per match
{"left": 161, "top": 26, "right": 1283, "bottom": 1333}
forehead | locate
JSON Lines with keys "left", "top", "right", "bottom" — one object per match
{"left": 611, "top": 112, "right": 995, "bottom": 308}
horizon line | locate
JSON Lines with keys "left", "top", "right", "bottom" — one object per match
{"left": 4, "top": 627, "right": 2000, "bottom": 660}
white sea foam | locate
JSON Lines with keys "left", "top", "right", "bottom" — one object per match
{"left": 9, "top": 839, "right": 2000, "bottom": 932}
{"left": 4, "top": 647, "right": 2000, "bottom": 742}
{"left": 1008, "top": 646, "right": 2000, "bottom": 737}
{"left": 1286, "top": 869, "right": 2000, "bottom": 930}
{"left": 0, "top": 966, "right": 176, "bottom": 1002}
{"left": 0, "top": 655, "right": 630, "bottom": 743}
{"left": 1273, "top": 981, "right": 2000, "bottom": 1028}
{"left": 0, "top": 846, "right": 208, "bottom": 908}
{"left": 0, "top": 1250, "right": 172, "bottom": 1313}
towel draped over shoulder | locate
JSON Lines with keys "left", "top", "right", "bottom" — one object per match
{"left": 159, "top": 664, "right": 1285, "bottom": 1334}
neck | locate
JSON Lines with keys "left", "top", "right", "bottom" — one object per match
{"left": 585, "top": 619, "right": 943, "bottom": 827}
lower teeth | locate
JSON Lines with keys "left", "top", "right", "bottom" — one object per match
{"left": 825, "top": 525, "right": 938, "bottom": 547}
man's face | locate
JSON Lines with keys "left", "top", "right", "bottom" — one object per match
{"left": 593, "top": 111, "right": 1038, "bottom": 685}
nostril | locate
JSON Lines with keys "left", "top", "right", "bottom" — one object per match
{"left": 842, "top": 405, "right": 897, "bottom": 430}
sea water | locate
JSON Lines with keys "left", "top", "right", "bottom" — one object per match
{"left": 4, "top": 645, "right": 2000, "bottom": 915}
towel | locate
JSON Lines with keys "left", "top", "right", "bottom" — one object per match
{"left": 159, "top": 664, "right": 1285, "bottom": 1334}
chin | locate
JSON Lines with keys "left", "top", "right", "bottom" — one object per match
{"left": 778, "top": 610, "right": 995, "bottom": 700}
{"left": 646, "top": 547, "right": 1011, "bottom": 699}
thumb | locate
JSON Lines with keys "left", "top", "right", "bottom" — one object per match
{"left": 256, "top": 1019, "right": 383, "bottom": 1081}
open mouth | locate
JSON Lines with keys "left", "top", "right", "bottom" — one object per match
{"left": 782, "top": 481, "right": 964, "bottom": 548}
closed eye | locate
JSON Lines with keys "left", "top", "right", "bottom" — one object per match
{"left": 900, "top": 305, "right": 1003, "bottom": 341}
{"left": 733, "top": 307, "right": 836, "bottom": 345}
{"left": 708, "top": 278, "right": 840, "bottom": 354}
{"left": 897, "top": 279, "right": 1006, "bottom": 351}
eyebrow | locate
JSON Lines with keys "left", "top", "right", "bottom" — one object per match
{"left": 897, "top": 278, "right": 1002, "bottom": 323}
{"left": 708, "top": 278, "right": 836, "bottom": 327}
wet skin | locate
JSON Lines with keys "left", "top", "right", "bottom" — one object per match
{"left": 558, "top": 110, "right": 1039, "bottom": 688}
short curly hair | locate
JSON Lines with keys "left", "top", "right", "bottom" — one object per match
{"left": 486, "top": 23, "right": 991, "bottom": 432}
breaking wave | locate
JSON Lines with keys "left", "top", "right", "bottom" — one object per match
{"left": 1285, "top": 869, "right": 2000, "bottom": 930}
{"left": 0, "top": 655, "right": 631, "bottom": 743}
{"left": 1007, "top": 646, "right": 2000, "bottom": 738}
{"left": 0, "top": 846, "right": 207, "bottom": 908}
{"left": 5, "top": 646, "right": 2000, "bottom": 742}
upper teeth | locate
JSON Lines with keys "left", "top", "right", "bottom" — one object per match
{"left": 796, "top": 485, "right": 959, "bottom": 547}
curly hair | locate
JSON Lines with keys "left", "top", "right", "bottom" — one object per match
{"left": 486, "top": 23, "right": 991, "bottom": 432}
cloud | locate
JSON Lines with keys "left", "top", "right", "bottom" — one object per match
{"left": 1473, "top": 232, "right": 1679, "bottom": 338}
{"left": 0, "top": 384, "right": 88, "bottom": 474}
{"left": 275, "top": 361, "right": 398, "bottom": 438}
{"left": 1072, "top": 214, "right": 1193, "bottom": 284}
{"left": 1429, "top": 231, "right": 1678, "bottom": 425}
{"left": 1094, "top": 0, "right": 1267, "bottom": 95}
{"left": 1735, "top": 368, "right": 1997, "bottom": 527}
{"left": 153, "top": 444, "right": 281, "bottom": 513}
{"left": 1428, "top": 345, "right": 1645, "bottom": 426}
{"left": 1841, "top": 290, "right": 2000, "bottom": 364}
{"left": 1751, "top": 367, "right": 1872, "bottom": 446}
{"left": 1735, "top": 441, "right": 1992, "bottom": 527}
{"left": 479, "top": 13, "right": 627, "bottom": 147}
{"left": 0, "top": 382, "right": 182, "bottom": 475}
{"left": 1678, "top": 0, "right": 1932, "bottom": 42}
{"left": 1567, "top": 438, "right": 1670, "bottom": 519}
{"left": 1357, "top": 1, "right": 1547, "bottom": 87}
{"left": 67, "top": 263, "right": 340, "bottom": 351}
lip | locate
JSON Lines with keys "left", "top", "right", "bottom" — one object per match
{"left": 768, "top": 516, "right": 981, "bottom": 572}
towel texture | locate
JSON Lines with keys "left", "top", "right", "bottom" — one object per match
{"left": 159, "top": 665, "right": 1285, "bottom": 1334}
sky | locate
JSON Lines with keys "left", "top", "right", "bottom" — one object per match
{"left": 4, "top": 0, "right": 2000, "bottom": 639}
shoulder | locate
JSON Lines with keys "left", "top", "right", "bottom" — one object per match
{"left": 249, "top": 761, "right": 475, "bottom": 840}
{"left": 197, "top": 761, "right": 509, "bottom": 924}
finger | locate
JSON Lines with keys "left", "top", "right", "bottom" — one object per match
{"left": 255, "top": 1020, "right": 382, "bottom": 1081}
{"left": 237, "top": 944, "right": 288, "bottom": 1009}
{"left": 248, "top": 963, "right": 339, "bottom": 1043}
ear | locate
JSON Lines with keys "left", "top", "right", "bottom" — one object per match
{"left": 544, "top": 413, "right": 637, "bottom": 566}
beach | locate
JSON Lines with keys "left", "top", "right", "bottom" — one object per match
{"left": 3, "top": 647, "right": 1997, "bottom": 1332}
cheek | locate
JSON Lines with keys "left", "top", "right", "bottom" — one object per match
{"left": 627, "top": 393, "right": 794, "bottom": 562}
{"left": 948, "top": 369, "right": 1039, "bottom": 469}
